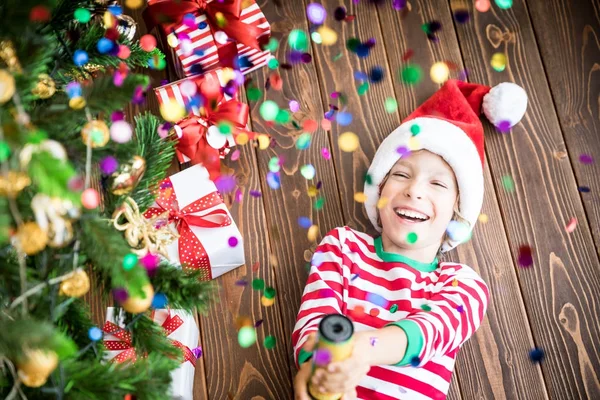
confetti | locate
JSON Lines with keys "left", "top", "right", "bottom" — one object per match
{"left": 321, "top": 118, "right": 332, "bottom": 131}
{"left": 249, "top": 190, "right": 262, "bottom": 197}
{"left": 252, "top": 278, "right": 265, "bottom": 290}
{"left": 430, "top": 62, "right": 450, "bottom": 83}
{"left": 254, "top": 319, "right": 263, "bottom": 328}
{"left": 396, "top": 145, "right": 410, "bottom": 157}
{"left": 410, "top": 356, "right": 420, "bottom": 367}
{"left": 312, "top": 251, "right": 325, "bottom": 267}
{"left": 314, "top": 197, "right": 325, "bottom": 210}
{"left": 334, "top": 6, "right": 347, "bottom": 21}
{"left": 289, "top": 100, "right": 300, "bottom": 112}
{"left": 369, "top": 66, "right": 384, "bottom": 83}
{"left": 264, "top": 287, "right": 276, "bottom": 299}
{"left": 354, "top": 192, "right": 367, "bottom": 203}
{"left": 314, "top": 348, "right": 332, "bottom": 366}
{"left": 257, "top": 134, "right": 271, "bottom": 149}
{"left": 496, "top": 120, "right": 512, "bottom": 133}
{"left": 446, "top": 220, "right": 471, "bottom": 243}
{"left": 230, "top": 149, "right": 241, "bottom": 161}
{"left": 338, "top": 132, "right": 359, "bottom": 152}
{"left": 518, "top": 245, "right": 533, "bottom": 267}
{"left": 264, "top": 336, "right": 277, "bottom": 349}
{"left": 357, "top": 82, "right": 369, "bottom": 95}
{"left": 300, "top": 164, "right": 316, "bottom": 180}
{"left": 457, "top": 305, "right": 464, "bottom": 313}
{"left": 235, "top": 280, "right": 248, "bottom": 286}
{"left": 336, "top": 111, "right": 353, "bottom": 126}
{"left": 407, "top": 232, "right": 418, "bottom": 244}
{"left": 478, "top": 213, "right": 489, "bottom": 223}
{"left": 495, "top": 0, "right": 513, "bottom": 9}
{"left": 159, "top": 100, "right": 186, "bottom": 122}
{"left": 321, "top": 147, "right": 331, "bottom": 160}
{"left": 351, "top": 273, "right": 360, "bottom": 281}
{"left": 401, "top": 65, "right": 423, "bottom": 85}
{"left": 238, "top": 326, "right": 257, "bottom": 348}
{"left": 491, "top": 53, "right": 507, "bottom": 72}
{"left": 529, "top": 347, "right": 544, "bottom": 363}
{"left": 366, "top": 292, "right": 389, "bottom": 308}
{"left": 390, "top": 304, "right": 398, "bottom": 313}
{"left": 579, "top": 154, "right": 594, "bottom": 164}
{"left": 288, "top": 29, "right": 308, "bottom": 51}
{"left": 476, "top": 0, "right": 491, "bottom": 12}
{"left": 260, "top": 100, "right": 279, "bottom": 121}
{"left": 377, "top": 197, "right": 389, "bottom": 209}
{"left": 385, "top": 98, "right": 398, "bottom": 113}
{"left": 502, "top": 175, "right": 515, "bottom": 192}
{"left": 369, "top": 308, "right": 380, "bottom": 317}
{"left": 308, "top": 225, "right": 319, "bottom": 241}
{"left": 247, "top": 87, "right": 262, "bottom": 101}
{"left": 370, "top": 337, "right": 378, "bottom": 346}
{"left": 228, "top": 236, "right": 239, "bottom": 247}
{"left": 306, "top": 3, "right": 326, "bottom": 24}
{"left": 298, "top": 216, "right": 312, "bottom": 229}
{"left": 565, "top": 217, "right": 577, "bottom": 233}
{"left": 410, "top": 124, "right": 421, "bottom": 135}
{"left": 303, "top": 119, "right": 318, "bottom": 132}
{"left": 421, "top": 304, "right": 432, "bottom": 312}
{"left": 454, "top": 9, "right": 470, "bottom": 23}
{"left": 578, "top": 186, "right": 590, "bottom": 193}
{"left": 317, "top": 26, "right": 338, "bottom": 46}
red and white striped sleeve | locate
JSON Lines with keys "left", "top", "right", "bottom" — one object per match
{"left": 388, "top": 264, "right": 490, "bottom": 367}
{"left": 291, "top": 228, "right": 346, "bottom": 368}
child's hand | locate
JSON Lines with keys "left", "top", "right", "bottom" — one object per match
{"left": 309, "top": 331, "right": 373, "bottom": 398}
{"left": 294, "top": 333, "right": 316, "bottom": 400}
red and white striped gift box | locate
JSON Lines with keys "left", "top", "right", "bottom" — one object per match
{"left": 161, "top": 0, "right": 272, "bottom": 78}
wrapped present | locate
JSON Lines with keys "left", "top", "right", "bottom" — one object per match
{"left": 103, "top": 308, "right": 199, "bottom": 400}
{"left": 144, "top": 0, "right": 272, "bottom": 78}
{"left": 154, "top": 68, "right": 256, "bottom": 179}
{"left": 144, "top": 164, "right": 245, "bottom": 280}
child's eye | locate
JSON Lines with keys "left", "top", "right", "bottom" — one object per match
{"left": 393, "top": 172, "right": 409, "bottom": 178}
{"left": 432, "top": 181, "right": 447, "bottom": 188}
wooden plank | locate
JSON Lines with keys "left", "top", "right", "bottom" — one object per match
{"left": 448, "top": 0, "right": 600, "bottom": 398}
{"left": 376, "top": 1, "right": 547, "bottom": 398}
{"left": 247, "top": 0, "right": 346, "bottom": 374}
{"left": 526, "top": 0, "right": 600, "bottom": 255}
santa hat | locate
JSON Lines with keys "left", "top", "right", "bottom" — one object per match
{"left": 364, "top": 80, "right": 527, "bottom": 252}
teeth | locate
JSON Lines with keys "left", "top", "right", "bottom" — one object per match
{"left": 395, "top": 208, "right": 429, "bottom": 220}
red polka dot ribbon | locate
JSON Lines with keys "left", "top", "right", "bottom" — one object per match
{"left": 102, "top": 321, "right": 138, "bottom": 364}
{"left": 144, "top": 181, "right": 232, "bottom": 280}
{"left": 152, "top": 311, "right": 197, "bottom": 366}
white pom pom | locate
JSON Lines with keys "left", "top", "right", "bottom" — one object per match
{"left": 482, "top": 82, "right": 528, "bottom": 128}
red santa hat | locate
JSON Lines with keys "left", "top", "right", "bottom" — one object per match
{"left": 364, "top": 80, "right": 527, "bottom": 252}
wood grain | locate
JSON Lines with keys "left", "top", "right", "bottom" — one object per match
{"left": 375, "top": 1, "right": 548, "bottom": 398}
{"left": 449, "top": 0, "right": 600, "bottom": 398}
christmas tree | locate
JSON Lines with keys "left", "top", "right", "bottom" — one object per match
{"left": 0, "top": 1, "right": 214, "bottom": 398}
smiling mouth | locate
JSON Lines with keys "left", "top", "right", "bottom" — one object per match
{"left": 393, "top": 207, "right": 430, "bottom": 223}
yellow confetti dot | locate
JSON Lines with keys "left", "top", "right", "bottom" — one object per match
{"left": 408, "top": 136, "right": 420, "bottom": 150}
{"left": 307, "top": 185, "right": 318, "bottom": 197}
{"left": 257, "top": 134, "right": 271, "bottom": 149}
{"left": 491, "top": 53, "right": 507, "bottom": 72}
{"left": 354, "top": 192, "right": 367, "bottom": 203}
{"left": 69, "top": 96, "right": 86, "bottom": 110}
{"left": 103, "top": 11, "right": 115, "bottom": 29}
{"left": 236, "top": 132, "right": 249, "bottom": 145}
{"left": 452, "top": 279, "right": 459, "bottom": 287}
{"left": 317, "top": 26, "right": 338, "bottom": 46}
{"left": 478, "top": 213, "right": 489, "bottom": 223}
{"left": 307, "top": 225, "right": 319, "bottom": 242}
{"left": 338, "top": 132, "right": 359, "bottom": 152}
{"left": 430, "top": 62, "right": 450, "bottom": 84}
{"left": 125, "top": 0, "right": 143, "bottom": 8}
{"left": 167, "top": 33, "right": 179, "bottom": 48}
{"left": 377, "top": 196, "right": 389, "bottom": 209}
{"left": 261, "top": 296, "right": 275, "bottom": 307}
{"left": 159, "top": 100, "right": 186, "bottom": 122}
{"left": 220, "top": 67, "right": 235, "bottom": 83}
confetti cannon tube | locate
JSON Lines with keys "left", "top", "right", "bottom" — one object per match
{"left": 308, "top": 314, "right": 354, "bottom": 400}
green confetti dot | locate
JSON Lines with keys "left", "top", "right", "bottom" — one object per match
{"left": 0, "top": 141, "right": 10, "bottom": 162}
{"left": 311, "top": 31, "right": 322, "bottom": 44}
{"left": 260, "top": 100, "right": 279, "bottom": 121}
{"left": 407, "top": 232, "right": 418, "bottom": 244}
{"left": 122, "top": 253, "right": 138, "bottom": 270}
{"left": 238, "top": 326, "right": 257, "bottom": 348}
{"left": 218, "top": 121, "right": 232, "bottom": 134}
{"left": 400, "top": 65, "right": 423, "bottom": 85}
{"left": 252, "top": 278, "right": 265, "bottom": 291}
{"left": 263, "top": 37, "right": 279, "bottom": 52}
{"left": 421, "top": 23, "right": 432, "bottom": 35}
{"left": 296, "top": 133, "right": 311, "bottom": 150}
{"left": 390, "top": 304, "right": 398, "bottom": 313}
{"left": 346, "top": 38, "right": 360, "bottom": 52}
{"left": 268, "top": 157, "right": 280, "bottom": 173}
{"left": 495, "top": 0, "right": 513, "bottom": 9}
{"left": 264, "top": 335, "right": 277, "bottom": 349}
{"left": 357, "top": 81, "right": 369, "bottom": 95}
{"left": 268, "top": 58, "right": 279, "bottom": 69}
{"left": 288, "top": 29, "right": 308, "bottom": 51}
{"left": 247, "top": 87, "right": 262, "bottom": 102}
{"left": 364, "top": 173, "right": 372, "bottom": 185}
{"left": 385, "top": 98, "right": 398, "bottom": 113}
{"left": 314, "top": 197, "right": 325, "bottom": 210}
{"left": 502, "top": 175, "right": 515, "bottom": 192}
{"left": 74, "top": 8, "right": 91, "bottom": 23}
{"left": 275, "top": 109, "right": 291, "bottom": 124}
{"left": 264, "top": 287, "right": 276, "bottom": 299}
{"left": 421, "top": 304, "right": 432, "bottom": 312}
{"left": 410, "top": 124, "right": 421, "bottom": 136}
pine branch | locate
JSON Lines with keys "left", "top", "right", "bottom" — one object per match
{"left": 126, "top": 313, "right": 181, "bottom": 361}
{"left": 55, "top": 300, "right": 100, "bottom": 361}
{"left": 151, "top": 263, "right": 217, "bottom": 312}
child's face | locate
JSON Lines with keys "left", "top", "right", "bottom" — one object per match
{"left": 379, "top": 150, "right": 458, "bottom": 254}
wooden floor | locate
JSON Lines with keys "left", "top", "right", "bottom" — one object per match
{"left": 88, "top": 0, "right": 600, "bottom": 399}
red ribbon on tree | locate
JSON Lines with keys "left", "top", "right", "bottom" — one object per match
{"left": 102, "top": 321, "right": 137, "bottom": 364}
{"left": 144, "top": 0, "right": 264, "bottom": 69}
{"left": 154, "top": 311, "right": 197, "bottom": 366}
{"left": 174, "top": 92, "right": 255, "bottom": 180}
{"left": 144, "top": 180, "right": 231, "bottom": 280}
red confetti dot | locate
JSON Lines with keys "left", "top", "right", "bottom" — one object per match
{"left": 303, "top": 119, "right": 318, "bottom": 132}
{"left": 565, "top": 217, "right": 577, "bottom": 233}
{"left": 353, "top": 305, "right": 365, "bottom": 317}
{"left": 269, "top": 72, "right": 283, "bottom": 91}
{"left": 518, "top": 245, "right": 533, "bottom": 267}
{"left": 402, "top": 49, "right": 414, "bottom": 61}
{"left": 252, "top": 261, "right": 260, "bottom": 272}
{"left": 369, "top": 308, "right": 380, "bottom": 317}
{"left": 30, "top": 5, "right": 51, "bottom": 22}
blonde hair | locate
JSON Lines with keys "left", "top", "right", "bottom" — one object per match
{"left": 376, "top": 172, "right": 471, "bottom": 259}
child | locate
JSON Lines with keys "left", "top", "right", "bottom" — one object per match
{"left": 292, "top": 80, "right": 528, "bottom": 400}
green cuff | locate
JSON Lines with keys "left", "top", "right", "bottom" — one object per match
{"left": 298, "top": 348, "right": 313, "bottom": 365}
{"left": 386, "top": 319, "right": 424, "bottom": 367}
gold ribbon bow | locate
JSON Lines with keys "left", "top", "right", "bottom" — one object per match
{"left": 112, "top": 197, "right": 178, "bottom": 258}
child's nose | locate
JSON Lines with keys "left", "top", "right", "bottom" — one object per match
{"left": 404, "top": 183, "right": 423, "bottom": 200}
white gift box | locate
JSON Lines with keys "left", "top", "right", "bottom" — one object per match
{"left": 103, "top": 307, "right": 199, "bottom": 400}
{"left": 149, "top": 164, "right": 245, "bottom": 280}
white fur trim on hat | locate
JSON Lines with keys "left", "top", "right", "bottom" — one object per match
{"left": 364, "top": 117, "right": 484, "bottom": 252}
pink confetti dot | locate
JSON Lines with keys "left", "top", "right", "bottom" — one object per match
{"left": 230, "top": 149, "right": 241, "bottom": 161}
{"left": 289, "top": 100, "right": 300, "bottom": 112}
{"left": 579, "top": 154, "right": 594, "bottom": 164}
{"left": 321, "top": 147, "right": 331, "bottom": 160}
{"left": 228, "top": 236, "right": 239, "bottom": 247}
{"left": 396, "top": 145, "right": 410, "bottom": 157}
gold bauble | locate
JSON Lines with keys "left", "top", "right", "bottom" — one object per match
{"left": 16, "top": 222, "right": 48, "bottom": 255}
{"left": 0, "top": 69, "right": 16, "bottom": 104}
{"left": 121, "top": 283, "right": 154, "bottom": 314}
{"left": 0, "top": 40, "right": 22, "bottom": 72}
{"left": 16, "top": 349, "right": 58, "bottom": 387}
{"left": 81, "top": 120, "right": 110, "bottom": 148}
{"left": 110, "top": 156, "right": 146, "bottom": 195}
{"left": 0, "top": 171, "right": 31, "bottom": 197}
{"left": 59, "top": 269, "right": 90, "bottom": 297}
{"left": 32, "top": 73, "right": 56, "bottom": 99}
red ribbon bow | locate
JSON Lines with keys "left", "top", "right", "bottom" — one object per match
{"left": 103, "top": 321, "right": 138, "bottom": 364}
{"left": 144, "top": 0, "right": 264, "bottom": 68}
{"left": 144, "top": 181, "right": 231, "bottom": 280}
{"left": 155, "top": 311, "right": 197, "bottom": 366}
{"left": 176, "top": 95, "right": 255, "bottom": 180}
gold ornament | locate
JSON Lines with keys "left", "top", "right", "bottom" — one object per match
{"left": 81, "top": 120, "right": 110, "bottom": 148}
{"left": 113, "top": 197, "right": 178, "bottom": 257}
{"left": 20, "top": 139, "right": 67, "bottom": 168}
{"left": 0, "top": 40, "right": 22, "bottom": 72}
{"left": 31, "top": 73, "right": 56, "bottom": 99}
{"left": 0, "top": 171, "right": 31, "bottom": 197}
{"left": 31, "top": 193, "right": 80, "bottom": 248}
{"left": 16, "top": 349, "right": 58, "bottom": 388}
{"left": 121, "top": 283, "right": 154, "bottom": 313}
{"left": 59, "top": 269, "right": 90, "bottom": 297}
{"left": 110, "top": 156, "right": 146, "bottom": 195}
{"left": 0, "top": 69, "right": 16, "bottom": 104}
{"left": 15, "top": 222, "right": 48, "bottom": 255}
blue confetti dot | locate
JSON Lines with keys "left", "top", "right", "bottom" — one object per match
{"left": 336, "top": 111, "right": 353, "bottom": 126}
{"left": 311, "top": 251, "right": 325, "bottom": 267}
{"left": 369, "top": 66, "right": 384, "bottom": 83}
{"left": 73, "top": 49, "right": 89, "bottom": 66}
{"left": 96, "top": 38, "right": 114, "bottom": 54}
{"left": 199, "top": 21, "right": 208, "bottom": 29}
{"left": 266, "top": 171, "right": 280, "bottom": 190}
{"left": 238, "top": 55, "right": 252, "bottom": 68}
{"left": 190, "top": 64, "right": 204, "bottom": 75}
{"left": 410, "top": 356, "right": 420, "bottom": 367}
{"left": 529, "top": 348, "right": 544, "bottom": 363}
{"left": 88, "top": 327, "right": 103, "bottom": 342}
{"left": 354, "top": 71, "right": 368, "bottom": 81}
{"left": 194, "top": 48, "right": 205, "bottom": 57}
{"left": 108, "top": 5, "right": 122, "bottom": 16}
{"left": 298, "top": 216, "right": 312, "bottom": 229}
{"left": 151, "top": 292, "right": 168, "bottom": 309}
{"left": 366, "top": 292, "right": 389, "bottom": 308}
{"left": 356, "top": 44, "right": 370, "bottom": 58}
